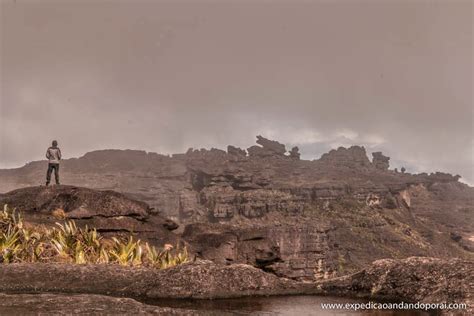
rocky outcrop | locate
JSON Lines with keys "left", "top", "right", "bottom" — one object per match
{"left": 289, "top": 146, "right": 300, "bottom": 159}
{"left": 0, "top": 186, "right": 181, "bottom": 247}
{"left": 255, "top": 135, "right": 287, "bottom": 155}
{"left": 0, "top": 293, "right": 202, "bottom": 315}
{"left": 0, "top": 136, "right": 471, "bottom": 281}
{"left": 317, "top": 257, "right": 473, "bottom": 314}
{"left": 0, "top": 261, "right": 302, "bottom": 299}
{"left": 182, "top": 220, "right": 334, "bottom": 280}
{"left": 372, "top": 152, "right": 390, "bottom": 170}
{"left": 0, "top": 257, "right": 471, "bottom": 314}
{"left": 227, "top": 145, "right": 246, "bottom": 157}
{"left": 319, "top": 146, "right": 372, "bottom": 169}
{"left": 247, "top": 136, "right": 287, "bottom": 158}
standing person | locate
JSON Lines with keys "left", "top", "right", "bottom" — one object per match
{"left": 46, "top": 140, "right": 62, "bottom": 186}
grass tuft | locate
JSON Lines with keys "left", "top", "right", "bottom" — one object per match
{"left": 0, "top": 204, "right": 188, "bottom": 268}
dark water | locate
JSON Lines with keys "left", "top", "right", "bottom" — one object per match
{"left": 145, "top": 295, "right": 433, "bottom": 315}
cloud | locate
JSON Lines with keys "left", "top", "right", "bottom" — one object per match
{"left": 1, "top": 1, "right": 472, "bottom": 184}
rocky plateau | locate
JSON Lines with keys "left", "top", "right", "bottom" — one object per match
{"left": 0, "top": 136, "right": 472, "bottom": 314}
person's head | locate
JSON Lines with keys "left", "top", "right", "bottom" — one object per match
{"left": 52, "top": 140, "right": 58, "bottom": 147}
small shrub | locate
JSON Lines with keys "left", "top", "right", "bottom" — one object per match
{"left": 0, "top": 205, "right": 188, "bottom": 268}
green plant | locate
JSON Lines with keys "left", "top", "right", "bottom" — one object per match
{"left": 109, "top": 237, "right": 142, "bottom": 266}
{"left": 0, "top": 204, "right": 188, "bottom": 269}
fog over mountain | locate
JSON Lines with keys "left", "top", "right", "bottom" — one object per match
{"left": 1, "top": 0, "right": 472, "bottom": 183}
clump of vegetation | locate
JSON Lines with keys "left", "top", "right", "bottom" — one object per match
{"left": 0, "top": 205, "right": 188, "bottom": 268}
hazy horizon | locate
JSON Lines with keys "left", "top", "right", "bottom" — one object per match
{"left": 1, "top": 0, "right": 473, "bottom": 184}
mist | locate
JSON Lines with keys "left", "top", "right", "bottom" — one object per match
{"left": 1, "top": 0, "right": 472, "bottom": 183}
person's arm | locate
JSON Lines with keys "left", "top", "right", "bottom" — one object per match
{"left": 46, "top": 148, "right": 51, "bottom": 159}
{"left": 58, "top": 148, "right": 62, "bottom": 160}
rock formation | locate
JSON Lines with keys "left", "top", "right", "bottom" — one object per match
{"left": 0, "top": 294, "right": 201, "bottom": 315}
{"left": 0, "top": 261, "right": 299, "bottom": 299}
{"left": 0, "top": 186, "right": 181, "bottom": 247}
{"left": 247, "top": 135, "right": 287, "bottom": 158}
{"left": 318, "top": 257, "right": 473, "bottom": 315}
{"left": 372, "top": 151, "right": 390, "bottom": 170}
{"left": 0, "top": 136, "right": 472, "bottom": 281}
{"left": 289, "top": 146, "right": 300, "bottom": 159}
{"left": 227, "top": 145, "right": 246, "bottom": 157}
{"left": 319, "top": 146, "right": 372, "bottom": 169}
{"left": 0, "top": 257, "right": 471, "bottom": 315}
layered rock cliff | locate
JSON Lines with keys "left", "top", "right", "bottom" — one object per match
{"left": 0, "top": 136, "right": 472, "bottom": 280}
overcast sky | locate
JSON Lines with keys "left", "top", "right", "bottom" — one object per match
{"left": 1, "top": 0, "right": 473, "bottom": 184}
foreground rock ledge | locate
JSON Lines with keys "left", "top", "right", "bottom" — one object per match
{"left": 0, "top": 260, "right": 304, "bottom": 299}
{"left": 0, "top": 257, "right": 471, "bottom": 314}
{"left": 317, "top": 257, "right": 473, "bottom": 314}
{"left": 0, "top": 293, "right": 208, "bottom": 315}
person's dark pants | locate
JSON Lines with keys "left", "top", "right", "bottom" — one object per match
{"left": 46, "top": 163, "right": 60, "bottom": 185}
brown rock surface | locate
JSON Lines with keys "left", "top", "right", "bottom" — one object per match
{"left": 0, "top": 136, "right": 472, "bottom": 281}
{"left": 0, "top": 185, "right": 181, "bottom": 247}
{"left": 317, "top": 257, "right": 473, "bottom": 314}
{"left": 372, "top": 152, "right": 390, "bottom": 170}
{"left": 0, "top": 293, "right": 203, "bottom": 315}
{"left": 0, "top": 261, "right": 301, "bottom": 299}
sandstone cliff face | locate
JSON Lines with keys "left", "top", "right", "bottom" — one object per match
{"left": 0, "top": 136, "right": 472, "bottom": 280}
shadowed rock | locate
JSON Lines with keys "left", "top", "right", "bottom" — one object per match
{"left": 247, "top": 136, "right": 287, "bottom": 158}
{"left": 372, "top": 152, "right": 390, "bottom": 170}
{"left": 319, "top": 146, "right": 372, "bottom": 169}
{"left": 289, "top": 146, "right": 300, "bottom": 159}
{"left": 227, "top": 145, "right": 246, "bottom": 157}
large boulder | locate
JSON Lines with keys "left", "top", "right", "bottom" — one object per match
{"left": 0, "top": 186, "right": 180, "bottom": 246}
{"left": 247, "top": 136, "right": 287, "bottom": 158}
{"left": 319, "top": 146, "right": 372, "bottom": 169}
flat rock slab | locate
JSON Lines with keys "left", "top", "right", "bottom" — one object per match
{"left": 0, "top": 293, "right": 208, "bottom": 315}
{"left": 0, "top": 260, "right": 306, "bottom": 299}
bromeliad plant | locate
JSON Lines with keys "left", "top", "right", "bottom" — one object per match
{"left": 0, "top": 205, "right": 188, "bottom": 267}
